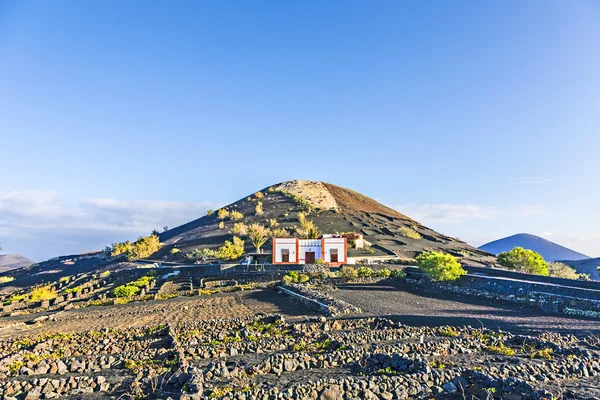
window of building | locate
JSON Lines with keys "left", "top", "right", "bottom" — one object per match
{"left": 330, "top": 248, "right": 338, "bottom": 262}
{"left": 282, "top": 248, "right": 290, "bottom": 263}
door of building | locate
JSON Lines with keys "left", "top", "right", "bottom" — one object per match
{"left": 305, "top": 252, "right": 315, "bottom": 264}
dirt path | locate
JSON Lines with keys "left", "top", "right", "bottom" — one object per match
{"left": 0, "top": 289, "right": 317, "bottom": 339}
{"left": 331, "top": 282, "right": 600, "bottom": 336}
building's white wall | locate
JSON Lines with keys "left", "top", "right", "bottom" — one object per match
{"left": 298, "top": 239, "right": 322, "bottom": 264}
{"left": 273, "top": 239, "right": 297, "bottom": 263}
{"left": 323, "top": 238, "right": 345, "bottom": 263}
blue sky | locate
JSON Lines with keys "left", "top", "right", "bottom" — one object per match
{"left": 1, "top": 1, "right": 599, "bottom": 261}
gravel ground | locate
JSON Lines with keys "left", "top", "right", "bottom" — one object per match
{"left": 330, "top": 281, "right": 600, "bottom": 336}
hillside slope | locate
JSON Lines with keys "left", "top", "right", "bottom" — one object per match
{"left": 562, "top": 258, "right": 600, "bottom": 280}
{"left": 479, "top": 233, "right": 589, "bottom": 262}
{"left": 160, "top": 180, "right": 495, "bottom": 266}
{"left": 0, "top": 254, "right": 34, "bottom": 273}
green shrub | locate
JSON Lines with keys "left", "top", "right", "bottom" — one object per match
{"left": 30, "top": 286, "right": 57, "bottom": 302}
{"left": 375, "top": 269, "right": 391, "bottom": 278}
{"left": 99, "top": 270, "right": 111, "bottom": 278}
{"left": 230, "top": 210, "right": 244, "bottom": 221}
{"left": 130, "top": 276, "right": 152, "bottom": 288}
{"left": 254, "top": 191, "right": 264, "bottom": 199}
{"left": 206, "top": 209, "right": 214, "bottom": 216}
{"left": 58, "top": 276, "right": 70, "bottom": 284}
{"left": 187, "top": 248, "right": 217, "bottom": 262}
{"left": 314, "top": 258, "right": 325, "bottom": 265}
{"left": 110, "top": 234, "right": 162, "bottom": 260}
{"left": 217, "top": 236, "right": 245, "bottom": 260}
{"left": 338, "top": 266, "right": 358, "bottom": 282}
{"left": 64, "top": 286, "right": 81, "bottom": 294}
{"left": 357, "top": 266, "right": 374, "bottom": 278}
{"left": 113, "top": 285, "right": 140, "bottom": 298}
{"left": 170, "top": 248, "right": 180, "bottom": 254}
{"left": 486, "top": 342, "right": 515, "bottom": 356}
{"left": 218, "top": 221, "right": 225, "bottom": 229}
{"left": 217, "top": 208, "right": 229, "bottom": 220}
{"left": 497, "top": 247, "right": 549, "bottom": 276}
{"left": 231, "top": 222, "right": 248, "bottom": 236}
{"left": 0, "top": 276, "right": 15, "bottom": 284}
{"left": 417, "top": 252, "right": 466, "bottom": 282}
{"left": 282, "top": 271, "right": 309, "bottom": 284}
{"left": 548, "top": 262, "right": 579, "bottom": 280}
{"left": 390, "top": 269, "right": 407, "bottom": 279}
{"left": 398, "top": 226, "right": 422, "bottom": 240}
{"left": 8, "top": 294, "right": 25, "bottom": 303}
{"left": 255, "top": 201, "right": 264, "bottom": 216}
{"left": 269, "top": 219, "right": 278, "bottom": 227}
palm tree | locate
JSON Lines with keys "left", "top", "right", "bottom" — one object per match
{"left": 248, "top": 224, "right": 271, "bottom": 252}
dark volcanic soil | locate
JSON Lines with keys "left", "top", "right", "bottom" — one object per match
{"left": 330, "top": 281, "right": 600, "bottom": 336}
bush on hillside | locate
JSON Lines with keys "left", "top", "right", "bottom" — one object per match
{"left": 30, "top": 286, "right": 57, "bottom": 302}
{"left": 217, "top": 208, "right": 229, "bottom": 220}
{"left": 255, "top": 202, "right": 264, "bottom": 216}
{"left": 0, "top": 276, "right": 15, "bottom": 284}
{"left": 398, "top": 226, "right": 422, "bottom": 240}
{"left": 271, "top": 228, "right": 290, "bottom": 238}
{"left": 110, "top": 234, "right": 162, "bottom": 260}
{"left": 187, "top": 248, "right": 217, "bottom": 262}
{"left": 217, "top": 236, "right": 245, "bottom": 260}
{"left": 548, "top": 262, "right": 580, "bottom": 280}
{"left": 206, "top": 209, "right": 214, "bottom": 216}
{"left": 417, "top": 251, "right": 466, "bottom": 282}
{"left": 230, "top": 211, "right": 244, "bottom": 221}
{"left": 231, "top": 222, "right": 248, "bottom": 236}
{"left": 113, "top": 285, "right": 141, "bottom": 298}
{"left": 497, "top": 247, "right": 549, "bottom": 276}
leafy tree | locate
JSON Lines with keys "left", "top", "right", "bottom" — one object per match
{"left": 206, "top": 209, "right": 214, "bottom": 216}
{"left": 248, "top": 224, "right": 271, "bottom": 252}
{"left": 254, "top": 191, "right": 264, "bottom": 199}
{"left": 187, "top": 248, "right": 217, "bottom": 262}
{"left": 151, "top": 229, "right": 160, "bottom": 236}
{"left": 269, "top": 219, "right": 279, "bottom": 227}
{"left": 417, "top": 251, "right": 466, "bottom": 281}
{"left": 548, "top": 262, "right": 579, "bottom": 280}
{"left": 218, "top": 221, "right": 225, "bottom": 229}
{"left": 497, "top": 247, "right": 549, "bottom": 276}
{"left": 217, "top": 236, "right": 245, "bottom": 260}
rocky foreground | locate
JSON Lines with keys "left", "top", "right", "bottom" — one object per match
{"left": 1, "top": 311, "right": 600, "bottom": 400}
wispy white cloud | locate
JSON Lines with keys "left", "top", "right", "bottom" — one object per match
{"left": 0, "top": 190, "right": 220, "bottom": 261}
{"left": 395, "top": 203, "right": 545, "bottom": 224}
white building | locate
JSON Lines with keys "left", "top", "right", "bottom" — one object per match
{"left": 272, "top": 236, "right": 347, "bottom": 265}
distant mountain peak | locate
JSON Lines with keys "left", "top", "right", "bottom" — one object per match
{"left": 0, "top": 254, "right": 34, "bottom": 273}
{"left": 479, "top": 233, "right": 589, "bottom": 262}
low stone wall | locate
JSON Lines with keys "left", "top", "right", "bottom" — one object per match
{"left": 433, "top": 274, "right": 600, "bottom": 318}
{"left": 279, "top": 284, "right": 361, "bottom": 315}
